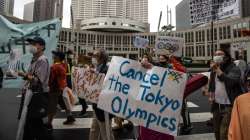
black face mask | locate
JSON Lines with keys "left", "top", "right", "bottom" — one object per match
{"left": 160, "top": 62, "right": 167, "bottom": 66}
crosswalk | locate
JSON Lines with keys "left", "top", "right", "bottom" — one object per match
{"left": 15, "top": 92, "right": 215, "bottom": 140}
{"left": 50, "top": 102, "right": 215, "bottom": 140}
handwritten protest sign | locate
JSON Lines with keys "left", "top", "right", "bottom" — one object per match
{"left": 98, "top": 56, "right": 187, "bottom": 136}
{"left": 133, "top": 36, "right": 149, "bottom": 48}
{"left": 72, "top": 67, "right": 105, "bottom": 103}
{"left": 155, "top": 36, "right": 184, "bottom": 57}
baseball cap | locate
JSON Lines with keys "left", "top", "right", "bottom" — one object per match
{"left": 26, "top": 37, "right": 46, "bottom": 46}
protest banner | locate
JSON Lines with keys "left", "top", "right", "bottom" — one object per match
{"left": 155, "top": 36, "right": 184, "bottom": 57}
{"left": 98, "top": 56, "right": 187, "bottom": 136}
{"left": 133, "top": 36, "right": 149, "bottom": 48}
{"left": 72, "top": 67, "right": 105, "bottom": 103}
{"left": 190, "top": 0, "right": 240, "bottom": 25}
{"left": 0, "top": 15, "right": 61, "bottom": 88}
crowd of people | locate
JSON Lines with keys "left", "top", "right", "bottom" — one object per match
{"left": 15, "top": 36, "right": 250, "bottom": 140}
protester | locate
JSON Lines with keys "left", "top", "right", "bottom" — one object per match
{"left": 47, "top": 51, "right": 75, "bottom": 131}
{"left": 17, "top": 37, "right": 50, "bottom": 140}
{"left": 75, "top": 53, "right": 89, "bottom": 116}
{"left": 209, "top": 49, "right": 244, "bottom": 140}
{"left": 89, "top": 49, "right": 115, "bottom": 140}
{"left": 156, "top": 54, "right": 172, "bottom": 68}
{"left": 228, "top": 92, "right": 250, "bottom": 140}
{"left": 65, "top": 50, "right": 74, "bottom": 88}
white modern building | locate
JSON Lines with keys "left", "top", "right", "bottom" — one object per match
{"left": 23, "top": 2, "right": 34, "bottom": 22}
{"left": 58, "top": 17, "right": 250, "bottom": 63}
{"left": 0, "top": 0, "right": 14, "bottom": 16}
{"left": 71, "top": 0, "right": 149, "bottom": 32}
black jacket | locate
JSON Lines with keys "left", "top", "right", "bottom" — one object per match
{"left": 209, "top": 63, "right": 244, "bottom": 105}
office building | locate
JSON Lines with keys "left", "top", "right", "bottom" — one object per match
{"left": 242, "top": 0, "right": 250, "bottom": 18}
{"left": 23, "top": 2, "right": 34, "bottom": 22}
{"left": 33, "top": 0, "right": 63, "bottom": 22}
{"left": 71, "top": 0, "right": 149, "bottom": 32}
{"left": 175, "top": 0, "right": 192, "bottom": 31}
{"left": 0, "top": 0, "right": 14, "bottom": 16}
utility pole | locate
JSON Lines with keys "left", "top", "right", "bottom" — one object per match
{"left": 211, "top": 0, "right": 215, "bottom": 59}
{"left": 70, "top": 5, "right": 77, "bottom": 61}
{"left": 157, "top": 11, "right": 162, "bottom": 33}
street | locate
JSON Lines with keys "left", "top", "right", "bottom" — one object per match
{"left": 0, "top": 88, "right": 215, "bottom": 140}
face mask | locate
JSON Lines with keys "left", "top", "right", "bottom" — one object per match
{"left": 213, "top": 56, "right": 224, "bottom": 63}
{"left": 160, "top": 61, "right": 167, "bottom": 66}
{"left": 29, "top": 47, "right": 38, "bottom": 54}
{"left": 68, "top": 55, "right": 74, "bottom": 59}
{"left": 92, "top": 58, "right": 98, "bottom": 65}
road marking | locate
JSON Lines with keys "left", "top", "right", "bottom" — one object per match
{"left": 187, "top": 102, "right": 199, "bottom": 108}
{"left": 176, "top": 133, "right": 215, "bottom": 140}
{"left": 61, "top": 105, "right": 93, "bottom": 112}
{"left": 102, "top": 134, "right": 215, "bottom": 140}
{"left": 61, "top": 102, "right": 199, "bottom": 112}
{"left": 53, "top": 112, "right": 212, "bottom": 130}
{"left": 53, "top": 118, "right": 127, "bottom": 129}
{"left": 189, "top": 112, "right": 212, "bottom": 123}
{"left": 53, "top": 118, "right": 93, "bottom": 129}
{"left": 16, "top": 94, "right": 22, "bottom": 98}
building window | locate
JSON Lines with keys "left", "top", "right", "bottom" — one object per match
{"left": 195, "top": 31, "right": 198, "bottom": 42}
{"left": 219, "top": 27, "right": 223, "bottom": 40}
{"left": 227, "top": 26, "right": 231, "bottom": 39}
{"left": 223, "top": 26, "right": 227, "bottom": 39}
{"left": 207, "top": 45, "right": 210, "bottom": 56}
{"left": 207, "top": 29, "right": 210, "bottom": 41}
{"left": 196, "top": 46, "right": 199, "bottom": 57}
{"left": 214, "top": 28, "right": 217, "bottom": 40}
{"left": 69, "top": 32, "right": 71, "bottom": 42}
{"left": 112, "top": 22, "right": 116, "bottom": 25}
{"left": 185, "top": 32, "right": 188, "bottom": 42}
{"left": 202, "top": 45, "right": 205, "bottom": 56}
{"left": 191, "top": 46, "right": 194, "bottom": 57}
{"left": 188, "top": 32, "right": 191, "bottom": 43}
{"left": 202, "top": 30, "right": 205, "bottom": 42}
{"left": 191, "top": 32, "right": 194, "bottom": 42}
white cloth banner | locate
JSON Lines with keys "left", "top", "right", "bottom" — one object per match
{"left": 0, "top": 15, "right": 61, "bottom": 88}
{"left": 72, "top": 67, "right": 105, "bottom": 103}
{"left": 98, "top": 56, "right": 187, "bottom": 136}
{"left": 190, "top": 0, "right": 240, "bottom": 25}
{"left": 155, "top": 36, "right": 184, "bottom": 57}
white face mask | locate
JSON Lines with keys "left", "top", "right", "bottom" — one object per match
{"left": 92, "top": 58, "right": 98, "bottom": 65}
{"left": 29, "top": 47, "right": 38, "bottom": 54}
{"left": 213, "top": 56, "right": 224, "bottom": 64}
{"left": 68, "top": 55, "right": 74, "bottom": 59}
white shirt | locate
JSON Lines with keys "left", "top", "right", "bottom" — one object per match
{"left": 215, "top": 75, "right": 231, "bottom": 105}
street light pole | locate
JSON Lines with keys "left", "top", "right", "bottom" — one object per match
{"left": 211, "top": 0, "right": 215, "bottom": 59}
{"left": 211, "top": 21, "right": 214, "bottom": 59}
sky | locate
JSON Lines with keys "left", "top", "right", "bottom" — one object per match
{"left": 14, "top": 0, "right": 182, "bottom": 32}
